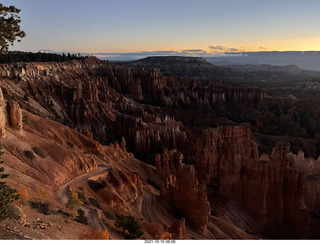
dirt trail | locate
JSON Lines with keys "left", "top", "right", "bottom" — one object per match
{"left": 56, "top": 165, "right": 111, "bottom": 230}
{"left": 57, "top": 165, "right": 165, "bottom": 230}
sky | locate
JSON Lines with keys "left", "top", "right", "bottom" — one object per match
{"left": 3, "top": 0, "right": 320, "bottom": 59}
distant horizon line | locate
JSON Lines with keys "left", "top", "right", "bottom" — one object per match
{"left": 7, "top": 49, "right": 320, "bottom": 62}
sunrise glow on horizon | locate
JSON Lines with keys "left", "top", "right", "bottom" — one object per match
{"left": 3, "top": 0, "right": 320, "bottom": 57}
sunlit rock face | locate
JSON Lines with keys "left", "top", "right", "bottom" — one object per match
{"left": 0, "top": 87, "right": 23, "bottom": 136}
{"left": 8, "top": 101, "right": 23, "bottom": 131}
{"left": 0, "top": 88, "right": 6, "bottom": 138}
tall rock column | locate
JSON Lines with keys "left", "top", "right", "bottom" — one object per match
{"left": 8, "top": 101, "right": 23, "bottom": 131}
{"left": 0, "top": 88, "right": 6, "bottom": 137}
{"left": 156, "top": 149, "right": 211, "bottom": 230}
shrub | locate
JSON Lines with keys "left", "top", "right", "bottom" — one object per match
{"left": 30, "top": 201, "right": 52, "bottom": 215}
{"left": 16, "top": 189, "right": 30, "bottom": 206}
{"left": 23, "top": 92, "right": 29, "bottom": 102}
{"left": 78, "top": 227, "right": 109, "bottom": 240}
{"left": 32, "top": 147, "right": 45, "bottom": 158}
{"left": 57, "top": 209, "right": 71, "bottom": 217}
{"left": 102, "top": 210, "right": 116, "bottom": 220}
{"left": 0, "top": 145, "right": 19, "bottom": 222}
{"left": 115, "top": 214, "right": 143, "bottom": 239}
{"left": 24, "top": 150, "right": 35, "bottom": 160}
{"left": 87, "top": 180, "right": 107, "bottom": 192}
{"left": 22, "top": 115, "right": 30, "bottom": 125}
{"left": 74, "top": 208, "right": 88, "bottom": 225}
{"left": 76, "top": 191, "right": 90, "bottom": 205}
{"left": 88, "top": 198, "right": 102, "bottom": 210}
{"left": 66, "top": 191, "right": 83, "bottom": 210}
{"left": 36, "top": 187, "right": 47, "bottom": 202}
{"left": 66, "top": 141, "right": 74, "bottom": 148}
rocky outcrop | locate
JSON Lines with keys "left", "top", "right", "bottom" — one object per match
{"left": 8, "top": 101, "right": 23, "bottom": 131}
{"left": 0, "top": 88, "right": 6, "bottom": 137}
{"left": 164, "top": 218, "right": 186, "bottom": 239}
{"left": 0, "top": 88, "right": 23, "bottom": 135}
{"left": 117, "top": 113, "right": 187, "bottom": 157}
{"left": 195, "top": 124, "right": 320, "bottom": 236}
{"left": 156, "top": 149, "right": 210, "bottom": 230}
{"left": 169, "top": 218, "right": 187, "bottom": 239}
{"left": 96, "top": 168, "right": 143, "bottom": 214}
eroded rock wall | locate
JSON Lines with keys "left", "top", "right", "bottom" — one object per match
{"left": 195, "top": 124, "right": 320, "bottom": 235}
{"left": 156, "top": 149, "right": 211, "bottom": 230}
{"left": 0, "top": 88, "right": 6, "bottom": 137}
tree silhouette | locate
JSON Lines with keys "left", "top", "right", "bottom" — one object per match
{"left": 0, "top": 145, "right": 19, "bottom": 222}
{"left": 0, "top": 3, "right": 25, "bottom": 53}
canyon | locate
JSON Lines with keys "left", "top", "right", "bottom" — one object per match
{"left": 1, "top": 57, "right": 320, "bottom": 239}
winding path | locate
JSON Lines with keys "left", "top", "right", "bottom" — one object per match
{"left": 56, "top": 165, "right": 111, "bottom": 230}
{"left": 57, "top": 164, "right": 164, "bottom": 230}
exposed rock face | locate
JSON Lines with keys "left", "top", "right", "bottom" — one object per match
{"left": 8, "top": 204, "right": 27, "bottom": 225}
{"left": 95, "top": 167, "right": 143, "bottom": 214}
{"left": 169, "top": 218, "right": 187, "bottom": 239}
{"left": 8, "top": 101, "right": 23, "bottom": 131}
{"left": 195, "top": 124, "right": 320, "bottom": 236}
{"left": 156, "top": 149, "right": 210, "bottom": 230}
{"left": 0, "top": 88, "right": 6, "bottom": 137}
{"left": 0, "top": 88, "right": 23, "bottom": 136}
{"left": 117, "top": 113, "right": 187, "bottom": 157}
{"left": 1, "top": 58, "right": 320, "bottom": 238}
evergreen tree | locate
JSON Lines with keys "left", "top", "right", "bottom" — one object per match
{"left": 0, "top": 145, "right": 19, "bottom": 222}
{"left": 115, "top": 214, "right": 143, "bottom": 239}
{"left": 0, "top": 4, "right": 25, "bottom": 53}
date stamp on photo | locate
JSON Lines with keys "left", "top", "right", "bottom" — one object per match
{"left": 144, "top": 240, "right": 176, "bottom": 243}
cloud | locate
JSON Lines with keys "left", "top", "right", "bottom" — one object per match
{"left": 208, "top": 45, "right": 226, "bottom": 51}
{"left": 182, "top": 49, "right": 206, "bottom": 53}
{"left": 208, "top": 45, "right": 243, "bottom": 53}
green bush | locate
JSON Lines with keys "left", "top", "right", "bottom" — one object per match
{"left": 30, "top": 201, "right": 52, "bottom": 215}
{"left": 76, "top": 191, "right": 90, "bottom": 205}
{"left": 103, "top": 210, "right": 116, "bottom": 220}
{"left": 23, "top": 93, "right": 29, "bottom": 102}
{"left": 32, "top": 147, "right": 46, "bottom": 158}
{"left": 115, "top": 214, "right": 143, "bottom": 239}
{"left": 22, "top": 115, "right": 31, "bottom": 125}
{"left": 0, "top": 145, "right": 19, "bottom": 222}
{"left": 88, "top": 197, "right": 102, "bottom": 210}
{"left": 74, "top": 208, "right": 88, "bottom": 225}
{"left": 66, "top": 141, "right": 74, "bottom": 148}
{"left": 24, "top": 150, "right": 35, "bottom": 160}
{"left": 87, "top": 180, "right": 107, "bottom": 192}
{"left": 57, "top": 209, "right": 71, "bottom": 217}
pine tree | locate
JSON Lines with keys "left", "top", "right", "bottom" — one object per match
{"left": 0, "top": 145, "right": 19, "bottom": 222}
{"left": 115, "top": 214, "right": 143, "bottom": 239}
{"left": 0, "top": 4, "right": 26, "bottom": 53}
